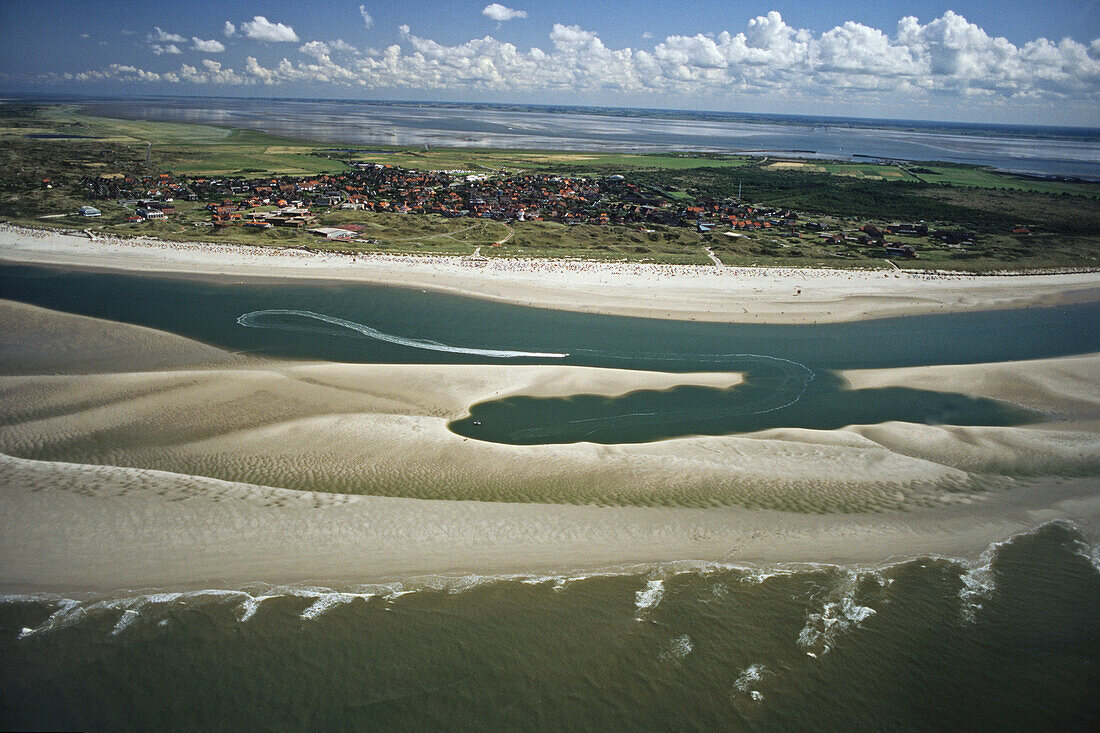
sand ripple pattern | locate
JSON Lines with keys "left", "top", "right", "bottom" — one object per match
{"left": 237, "top": 309, "right": 569, "bottom": 359}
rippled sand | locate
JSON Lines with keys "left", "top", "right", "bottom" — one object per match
{"left": 0, "top": 299, "right": 1098, "bottom": 591}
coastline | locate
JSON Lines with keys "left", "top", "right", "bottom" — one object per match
{"left": 3, "top": 450, "right": 1097, "bottom": 595}
{"left": 3, "top": 224, "right": 1099, "bottom": 324}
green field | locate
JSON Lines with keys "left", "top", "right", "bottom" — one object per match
{"left": 906, "top": 163, "right": 1100, "bottom": 196}
{"left": 0, "top": 106, "right": 348, "bottom": 176}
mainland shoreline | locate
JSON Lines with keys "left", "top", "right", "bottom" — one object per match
{"left": 3, "top": 223, "right": 1099, "bottom": 324}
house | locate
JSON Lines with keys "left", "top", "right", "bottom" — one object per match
{"left": 309, "top": 227, "right": 357, "bottom": 240}
{"left": 884, "top": 244, "right": 918, "bottom": 258}
{"left": 78, "top": 206, "right": 101, "bottom": 217}
{"left": 886, "top": 222, "right": 928, "bottom": 236}
{"left": 137, "top": 208, "right": 166, "bottom": 220}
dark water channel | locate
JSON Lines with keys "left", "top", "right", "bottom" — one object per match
{"left": 2, "top": 264, "right": 1096, "bottom": 444}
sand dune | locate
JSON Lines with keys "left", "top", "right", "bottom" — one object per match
{"left": 1, "top": 303, "right": 1096, "bottom": 514}
{"left": 0, "top": 299, "right": 240, "bottom": 375}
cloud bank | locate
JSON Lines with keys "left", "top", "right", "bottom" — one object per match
{"left": 55, "top": 11, "right": 1100, "bottom": 115}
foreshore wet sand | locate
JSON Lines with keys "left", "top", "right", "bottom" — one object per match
{"left": 0, "top": 293, "right": 1097, "bottom": 594}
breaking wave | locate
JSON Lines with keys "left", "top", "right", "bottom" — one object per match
{"left": 237, "top": 309, "right": 569, "bottom": 359}
{"left": 731, "top": 664, "right": 769, "bottom": 701}
{"left": 7, "top": 522, "right": 1096, "bottom": 644}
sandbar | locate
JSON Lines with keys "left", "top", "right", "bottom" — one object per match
{"left": 0, "top": 300, "right": 1096, "bottom": 593}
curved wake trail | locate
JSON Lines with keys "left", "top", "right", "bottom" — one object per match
{"left": 237, "top": 309, "right": 569, "bottom": 359}
{"left": 238, "top": 310, "right": 817, "bottom": 442}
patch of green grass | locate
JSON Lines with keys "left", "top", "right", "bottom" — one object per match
{"left": 909, "top": 163, "right": 1099, "bottom": 197}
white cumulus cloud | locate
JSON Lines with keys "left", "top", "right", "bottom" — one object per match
{"left": 330, "top": 39, "right": 358, "bottom": 53}
{"left": 192, "top": 37, "right": 226, "bottom": 53}
{"left": 299, "top": 41, "right": 331, "bottom": 59}
{"left": 223, "top": 21, "right": 236, "bottom": 37}
{"left": 483, "top": 4, "right": 527, "bottom": 22}
{"left": 148, "top": 27, "right": 186, "bottom": 43}
{"left": 240, "top": 16, "right": 299, "bottom": 43}
{"left": 358, "top": 5, "right": 374, "bottom": 29}
{"left": 45, "top": 11, "right": 1100, "bottom": 119}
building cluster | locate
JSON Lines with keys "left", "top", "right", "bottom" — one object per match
{"left": 79, "top": 165, "right": 984, "bottom": 258}
{"left": 82, "top": 166, "right": 783, "bottom": 230}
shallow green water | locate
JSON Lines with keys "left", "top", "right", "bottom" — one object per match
{"left": 2, "top": 264, "right": 1096, "bottom": 444}
{"left": 2, "top": 523, "right": 1098, "bottom": 731}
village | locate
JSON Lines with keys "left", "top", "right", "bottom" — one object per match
{"left": 76, "top": 161, "right": 986, "bottom": 259}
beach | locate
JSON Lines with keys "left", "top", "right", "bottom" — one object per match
{"left": 3, "top": 224, "right": 1098, "bottom": 324}
{"left": 0, "top": 226, "right": 1098, "bottom": 595}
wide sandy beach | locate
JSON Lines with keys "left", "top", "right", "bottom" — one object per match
{"left": 0, "top": 225, "right": 1098, "bottom": 594}
{"left": 3, "top": 224, "right": 1099, "bottom": 323}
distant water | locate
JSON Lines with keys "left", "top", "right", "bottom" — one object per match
{"left": 66, "top": 96, "right": 1100, "bottom": 179}
{"left": 2, "top": 522, "right": 1098, "bottom": 730}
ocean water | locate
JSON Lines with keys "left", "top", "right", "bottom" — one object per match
{"left": 2, "top": 522, "right": 1098, "bottom": 730}
{"left": 65, "top": 96, "right": 1100, "bottom": 179}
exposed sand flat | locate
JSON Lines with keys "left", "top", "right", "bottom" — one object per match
{"left": 2, "top": 452, "right": 1097, "bottom": 594}
{"left": 3, "top": 224, "right": 1098, "bottom": 324}
{"left": 0, "top": 256, "right": 1097, "bottom": 595}
{"left": 0, "top": 299, "right": 240, "bottom": 375}
{"left": 0, "top": 306, "right": 1096, "bottom": 512}
{"left": 843, "top": 355, "right": 1100, "bottom": 418}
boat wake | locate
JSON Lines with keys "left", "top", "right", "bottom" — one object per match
{"left": 237, "top": 309, "right": 568, "bottom": 359}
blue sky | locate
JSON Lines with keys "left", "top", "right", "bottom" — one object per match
{"left": 2, "top": 1, "right": 1098, "bottom": 124}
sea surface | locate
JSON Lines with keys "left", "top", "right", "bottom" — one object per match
{"left": 63, "top": 96, "right": 1100, "bottom": 180}
{"left": 1, "top": 264, "right": 1098, "bottom": 729}
{"left": 2, "top": 523, "right": 1098, "bottom": 730}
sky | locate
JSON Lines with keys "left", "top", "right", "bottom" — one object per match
{"left": 1, "top": 1, "right": 1099, "bottom": 125}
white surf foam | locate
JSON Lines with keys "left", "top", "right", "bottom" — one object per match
{"left": 659, "top": 634, "right": 694, "bottom": 662}
{"left": 237, "top": 309, "right": 568, "bottom": 358}
{"left": 237, "top": 594, "right": 276, "bottom": 622}
{"left": 18, "top": 598, "right": 82, "bottom": 639}
{"left": 299, "top": 592, "right": 362, "bottom": 620}
{"left": 731, "top": 664, "right": 769, "bottom": 701}
{"left": 957, "top": 538, "right": 1008, "bottom": 624}
{"left": 634, "top": 578, "right": 665, "bottom": 619}
{"left": 797, "top": 571, "right": 881, "bottom": 656}
{"left": 111, "top": 609, "right": 141, "bottom": 636}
